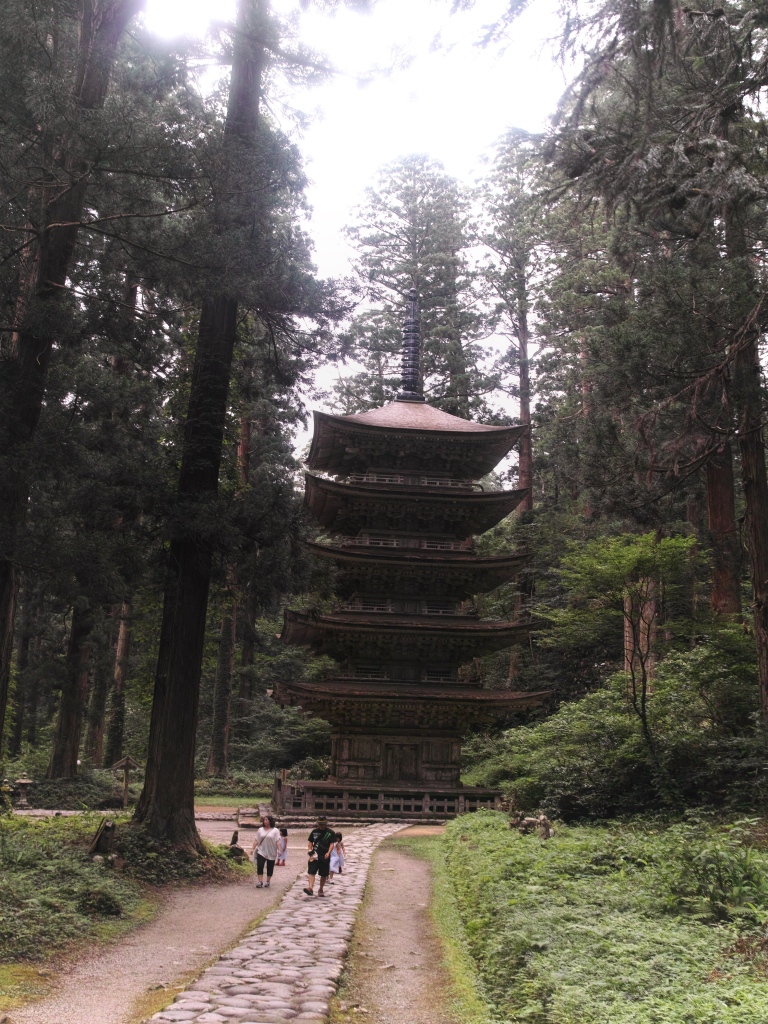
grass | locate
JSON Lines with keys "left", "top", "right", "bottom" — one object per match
{"left": 439, "top": 810, "right": 768, "bottom": 1024}
{"left": 391, "top": 834, "right": 497, "bottom": 1024}
{"left": 194, "top": 794, "right": 270, "bottom": 808}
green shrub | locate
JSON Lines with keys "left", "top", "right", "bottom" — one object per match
{"left": 75, "top": 888, "right": 124, "bottom": 917}
{"left": 465, "top": 632, "right": 764, "bottom": 818}
{"left": 441, "top": 811, "right": 768, "bottom": 1024}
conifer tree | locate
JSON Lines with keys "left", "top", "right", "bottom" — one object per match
{"left": 337, "top": 155, "right": 498, "bottom": 419}
{"left": 544, "top": 0, "right": 768, "bottom": 719}
{"left": 478, "top": 130, "right": 545, "bottom": 505}
{"left": 0, "top": 0, "right": 145, "bottom": 751}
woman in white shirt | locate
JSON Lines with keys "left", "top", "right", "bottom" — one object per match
{"left": 252, "top": 814, "right": 280, "bottom": 888}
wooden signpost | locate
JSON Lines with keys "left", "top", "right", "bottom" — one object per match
{"left": 111, "top": 755, "right": 142, "bottom": 809}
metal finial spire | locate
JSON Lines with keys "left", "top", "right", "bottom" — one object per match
{"left": 396, "top": 287, "right": 425, "bottom": 403}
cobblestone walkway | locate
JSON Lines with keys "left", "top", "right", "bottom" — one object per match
{"left": 149, "top": 822, "right": 407, "bottom": 1024}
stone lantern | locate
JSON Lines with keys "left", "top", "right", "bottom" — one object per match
{"left": 14, "top": 777, "right": 34, "bottom": 809}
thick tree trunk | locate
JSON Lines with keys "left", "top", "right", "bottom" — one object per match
{"left": 724, "top": 208, "right": 768, "bottom": 731}
{"left": 134, "top": 0, "right": 264, "bottom": 851}
{"left": 104, "top": 601, "right": 133, "bottom": 767}
{"left": 8, "top": 589, "right": 34, "bottom": 757}
{"left": 48, "top": 604, "right": 95, "bottom": 779}
{"left": 0, "top": 0, "right": 144, "bottom": 754}
{"left": 733, "top": 338, "right": 768, "bottom": 729}
{"left": 134, "top": 296, "right": 238, "bottom": 851}
{"left": 207, "top": 604, "right": 236, "bottom": 776}
{"left": 84, "top": 622, "right": 114, "bottom": 767}
{"left": 85, "top": 667, "right": 110, "bottom": 766}
{"left": 706, "top": 443, "right": 742, "bottom": 618}
{"left": 516, "top": 286, "right": 533, "bottom": 511}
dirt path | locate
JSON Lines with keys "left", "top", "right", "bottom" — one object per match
{"left": 334, "top": 840, "right": 455, "bottom": 1024}
{"left": 10, "top": 834, "right": 305, "bottom": 1024}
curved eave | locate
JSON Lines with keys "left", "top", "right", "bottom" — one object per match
{"left": 307, "top": 409, "right": 526, "bottom": 477}
{"left": 274, "top": 679, "right": 550, "bottom": 724}
{"left": 282, "top": 609, "right": 540, "bottom": 660}
{"left": 277, "top": 678, "right": 549, "bottom": 707}
{"left": 304, "top": 474, "right": 528, "bottom": 539}
{"left": 304, "top": 541, "right": 531, "bottom": 597}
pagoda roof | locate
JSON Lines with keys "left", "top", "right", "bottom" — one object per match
{"left": 305, "top": 541, "right": 530, "bottom": 598}
{"left": 305, "top": 474, "right": 527, "bottom": 539}
{"left": 282, "top": 609, "right": 538, "bottom": 662}
{"left": 275, "top": 678, "right": 548, "bottom": 727}
{"left": 307, "top": 405, "right": 525, "bottom": 478}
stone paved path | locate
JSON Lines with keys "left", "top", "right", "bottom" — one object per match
{"left": 148, "top": 823, "right": 407, "bottom": 1024}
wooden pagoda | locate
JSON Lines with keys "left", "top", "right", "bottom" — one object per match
{"left": 274, "top": 290, "right": 546, "bottom": 819}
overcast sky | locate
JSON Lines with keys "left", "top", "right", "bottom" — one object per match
{"left": 145, "top": 0, "right": 566, "bottom": 279}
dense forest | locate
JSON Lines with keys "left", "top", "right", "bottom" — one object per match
{"left": 1, "top": 0, "right": 767, "bottom": 853}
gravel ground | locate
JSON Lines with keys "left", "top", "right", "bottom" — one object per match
{"left": 9, "top": 829, "right": 307, "bottom": 1024}
{"left": 333, "top": 842, "right": 455, "bottom": 1024}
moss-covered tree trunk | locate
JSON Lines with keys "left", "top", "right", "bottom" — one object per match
{"left": 706, "top": 443, "right": 742, "bottom": 619}
{"left": 8, "top": 587, "right": 34, "bottom": 757}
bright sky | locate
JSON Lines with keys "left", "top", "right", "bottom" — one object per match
{"left": 144, "top": 0, "right": 566, "bottom": 279}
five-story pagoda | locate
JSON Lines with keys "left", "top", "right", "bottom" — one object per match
{"left": 274, "top": 290, "right": 546, "bottom": 819}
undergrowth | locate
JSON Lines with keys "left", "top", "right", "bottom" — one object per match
{"left": 193, "top": 772, "right": 273, "bottom": 802}
{"left": 0, "top": 814, "right": 246, "bottom": 964}
{"left": 441, "top": 810, "right": 768, "bottom": 1024}
{"left": 0, "top": 814, "right": 145, "bottom": 962}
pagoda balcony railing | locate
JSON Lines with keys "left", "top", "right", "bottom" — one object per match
{"left": 335, "top": 666, "right": 459, "bottom": 683}
{"left": 347, "top": 472, "right": 484, "bottom": 491}
{"left": 339, "top": 597, "right": 464, "bottom": 616}
{"left": 342, "top": 534, "right": 474, "bottom": 552}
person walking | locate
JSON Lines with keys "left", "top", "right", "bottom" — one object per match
{"left": 276, "top": 827, "right": 288, "bottom": 866}
{"left": 303, "top": 815, "right": 335, "bottom": 897}
{"left": 252, "top": 814, "right": 280, "bottom": 888}
{"left": 328, "top": 832, "right": 346, "bottom": 883}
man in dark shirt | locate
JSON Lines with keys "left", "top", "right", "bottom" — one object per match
{"left": 303, "top": 816, "right": 336, "bottom": 897}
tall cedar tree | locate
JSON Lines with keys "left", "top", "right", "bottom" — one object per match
{"left": 478, "top": 131, "right": 545, "bottom": 506}
{"left": 134, "top": 0, "right": 266, "bottom": 851}
{"left": 546, "top": 0, "right": 767, "bottom": 717}
{"left": 0, "top": 0, "right": 144, "bottom": 751}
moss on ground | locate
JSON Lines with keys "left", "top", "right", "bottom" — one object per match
{"left": 0, "top": 965, "right": 53, "bottom": 1011}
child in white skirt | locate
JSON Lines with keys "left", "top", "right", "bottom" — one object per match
{"left": 329, "top": 832, "right": 346, "bottom": 882}
{"left": 276, "top": 828, "right": 288, "bottom": 866}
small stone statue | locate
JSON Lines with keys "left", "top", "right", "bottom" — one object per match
{"left": 538, "top": 814, "right": 553, "bottom": 839}
{"left": 227, "top": 829, "right": 246, "bottom": 862}
{"left": 510, "top": 812, "right": 553, "bottom": 838}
